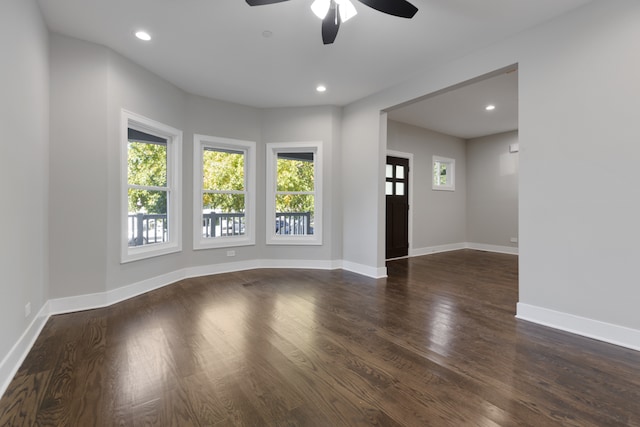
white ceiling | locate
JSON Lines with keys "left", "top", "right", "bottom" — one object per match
{"left": 38, "top": 0, "right": 591, "bottom": 111}
{"left": 388, "top": 68, "right": 518, "bottom": 139}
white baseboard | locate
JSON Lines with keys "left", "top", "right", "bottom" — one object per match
{"left": 107, "top": 269, "right": 188, "bottom": 307}
{"left": 48, "top": 290, "right": 109, "bottom": 315}
{"left": 186, "top": 259, "right": 259, "bottom": 279}
{"left": 48, "top": 269, "right": 189, "bottom": 316}
{"left": 410, "top": 242, "right": 518, "bottom": 257}
{"left": 256, "top": 259, "right": 343, "bottom": 271}
{"left": 466, "top": 242, "right": 518, "bottom": 255}
{"left": 341, "top": 261, "right": 387, "bottom": 279}
{"left": 410, "top": 243, "right": 467, "bottom": 257}
{"left": 0, "top": 301, "right": 51, "bottom": 399}
{"left": 185, "top": 259, "right": 343, "bottom": 279}
{"left": 516, "top": 303, "right": 640, "bottom": 352}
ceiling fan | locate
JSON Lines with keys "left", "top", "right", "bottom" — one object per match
{"left": 245, "top": 0, "right": 418, "bottom": 45}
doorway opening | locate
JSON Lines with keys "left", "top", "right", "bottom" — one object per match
{"left": 383, "top": 65, "right": 519, "bottom": 285}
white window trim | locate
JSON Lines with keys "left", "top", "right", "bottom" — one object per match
{"left": 121, "top": 110, "right": 182, "bottom": 263}
{"left": 432, "top": 155, "right": 456, "bottom": 191}
{"left": 266, "top": 141, "right": 323, "bottom": 246}
{"left": 193, "top": 134, "right": 256, "bottom": 250}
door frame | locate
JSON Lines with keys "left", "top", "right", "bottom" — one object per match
{"left": 386, "top": 149, "right": 413, "bottom": 259}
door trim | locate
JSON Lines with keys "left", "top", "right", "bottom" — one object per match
{"left": 386, "top": 150, "right": 413, "bottom": 260}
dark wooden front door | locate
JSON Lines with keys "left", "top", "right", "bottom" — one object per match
{"left": 385, "top": 156, "right": 409, "bottom": 259}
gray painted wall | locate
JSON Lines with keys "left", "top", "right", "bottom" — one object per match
{"left": 466, "top": 131, "right": 518, "bottom": 248}
{"left": 517, "top": 1, "right": 640, "bottom": 329}
{"left": 0, "top": 0, "right": 49, "bottom": 357}
{"left": 341, "top": 108, "right": 384, "bottom": 271}
{"left": 387, "top": 120, "right": 467, "bottom": 251}
{"left": 49, "top": 34, "right": 109, "bottom": 298}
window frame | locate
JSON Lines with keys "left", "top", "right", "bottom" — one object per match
{"left": 193, "top": 134, "right": 256, "bottom": 250}
{"left": 432, "top": 155, "right": 456, "bottom": 191}
{"left": 121, "top": 110, "right": 182, "bottom": 263}
{"left": 265, "top": 141, "right": 322, "bottom": 246}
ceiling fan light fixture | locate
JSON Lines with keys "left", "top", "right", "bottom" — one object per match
{"left": 312, "top": 0, "right": 357, "bottom": 22}
{"left": 311, "top": 0, "right": 331, "bottom": 19}
{"left": 248, "top": 0, "right": 417, "bottom": 45}
{"left": 336, "top": 0, "right": 358, "bottom": 22}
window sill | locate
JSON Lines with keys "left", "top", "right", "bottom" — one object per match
{"left": 121, "top": 242, "right": 181, "bottom": 263}
{"left": 266, "top": 236, "right": 322, "bottom": 246}
{"left": 194, "top": 237, "right": 255, "bottom": 251}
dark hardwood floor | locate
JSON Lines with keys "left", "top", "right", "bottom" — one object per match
{"left": 1, "top": 250, "right": 639, "bottom": 426}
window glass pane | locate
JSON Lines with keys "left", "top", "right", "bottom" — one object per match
{"left": 432, "top": 156, "right": 455, "bottom": 191}
{"left": 127, "top": 189, "right": 168, "bottom": 247}
{"left": 396, "top": 165, "right": 404, "bottom": 179}
{"left": 203, "top": 193, "right": 245, "bottom": 213}
{"left": 128, "top": 188, "right": 167, "bottom": 215}
{"left": 386, "top": 164, "right": 393, "bottom": 178}
{"left": 433, "top": 161, "right": 449, "bottom": 186}
{"left": 203, "top": 148, "right": 244, "bottom": 191}
{"left": 396, "top": 182, "right": 405, "bottom": 196}
{"left": 385, "top": 181, "right": 393, "bottom": 195}
{"left": 202, "top": 194, "right": 246, "bottom": 238}
{"left": 277, "top": 153, "right": 314, "bottom": 192}
{"left": 438, "top": 163, "right": 448, "bottom": 185}
{"left": 127, "top": 140, "right": 167, "bottom": 187}
{"left": 275, "top": 194, "right": 314, "bottom": 235}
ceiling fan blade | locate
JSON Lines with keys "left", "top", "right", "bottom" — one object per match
{"left": 245, "top": 0, "right": 289, "bottom": 6}
{"left": 321, "top": 6, "right": 340, "bottom": 45}
{"left": 356, "top": 0, "right": 418, "bottom": 18}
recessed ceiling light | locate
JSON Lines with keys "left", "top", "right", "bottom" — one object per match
{"left": 485, "top": 105, "right": 496, "bottom": 111}
{"left": 316, "top": 85, "right": 327, "bottom": 93}
{"left": 262, "top": 30, "right": 273, "bottom": 38}
{"left": 135, "top": 31, "right": 151, "bottom": 41}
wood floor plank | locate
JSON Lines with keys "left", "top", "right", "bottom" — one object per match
{"left": 0, "top": 370, "right": 51, "bottom": 426}
{"left": 1, "top": 250, "right": 640, "bottom": 426}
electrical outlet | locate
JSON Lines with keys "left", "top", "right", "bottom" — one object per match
{"left": 510, "top": 237, "right": 518, "bottom": 243}
{"left": 227, "top": 250, "right": 236, "bottom": 257}
{"left": 25, "top": 302, "right": 31, "bottom": 318}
